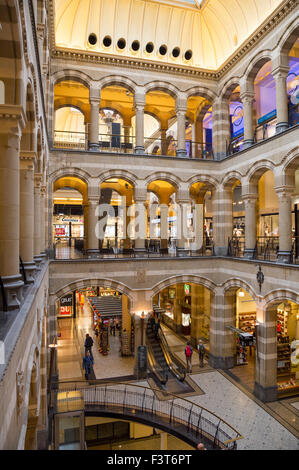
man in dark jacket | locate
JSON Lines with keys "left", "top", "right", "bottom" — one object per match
{"left": 85, "top": 333, "right": 94, "bottom": 360}
{"left": 83, "top": 351, "right": 94, "bottom": 380}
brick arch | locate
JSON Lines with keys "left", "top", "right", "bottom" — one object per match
{"left": 151, "top": 275, "right": 216, "bottom": 299}
{"left": 52, "top": 70, "right": 92, "bottom": 89}
{"left": 144, "top": 81, "right": 179, "bottom": 99}
{"left": 54, "top": 278, "right": 134, "bottom": 304}
{"left": 99, "top": 75, "right": 137, "bottom": 94}
{"left": 263, "top": 289, "right": 299, "bottom": 310}
{"left": 98, "top": 169, "right": 138, "bottom": 187}
{"left": 222, "top": 278, "right": 258, "bottom": 303}
{"left": 145, "top": 172, "right": 181, "bottom": 189}
{"left": 185, "top": 86, "right": 216, "bottom": 103}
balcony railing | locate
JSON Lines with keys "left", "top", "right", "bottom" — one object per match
{"left": 228, "top": 236, "right": 299, "bottom": 264}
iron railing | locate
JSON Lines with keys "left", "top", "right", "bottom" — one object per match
{"left": 50, "top": 380, "right": 243, "bottom": 450}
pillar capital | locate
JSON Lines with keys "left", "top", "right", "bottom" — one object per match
{"left": 89, "top": 84, "right": 101, "bottom": 103}
{"left": 0, "top": 104, "right": 26, "bottom": 135}
{"left": 134, "top": 87, "right": 146, "bottom": 107}
{"left": 175, "top": 93, "right": 187, "bottom": 113}
{"left": 242, "top": 193, "right": 258, "bottom": 203}
{"left": 271, "top": 65, "right": 289, "bottom": 80}
{"left": 275, "top": 186, "right": 295, "bottom": 198}
{"left": 34, "top": 174, "right": 42, "bottom": 188}
{"left": 240, "top": 91, "right": 255, "bottom": 105}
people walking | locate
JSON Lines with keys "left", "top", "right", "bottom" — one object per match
{"left": 84, "top": 333, "right": 94, "bottom": 360}
{"left": 83, "top": 351, "right": 94, "bottom": 380}
{"left": 197, "top": 340, "right": 206, "bottom": 368}
{"left": 185, "top": 341, "right": 193, "bottom": 373}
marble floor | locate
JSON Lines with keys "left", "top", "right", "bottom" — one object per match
{"left": 56, "top": 312, "right": 299, "bottom": 450}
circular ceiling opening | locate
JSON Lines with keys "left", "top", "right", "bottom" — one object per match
{"left": 159, "top": 45, "right": 167, "bottom": 56}
{"left": 184, "top": 50, "right": 192, "bottom": 61}
{"left": 172, "top": 47, "right": 180, "bottom": 58}
{"left": 146, "top": 42, "right": 154, "bottom": 54}
{"left": 88, "top": 33, "right": 97, "bottom": 46}
{"left": 103, "top": 36, "right": 112, "bottom": 48}
{"left": 117, "top": 38, "right": 126, "bottom": 50}
{"left": 131, "top": 40, "right": 140, "bottom": 51}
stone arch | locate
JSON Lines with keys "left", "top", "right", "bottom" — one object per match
{"left": 246, "top": 160, "right": 276, "bottom": 186}
{"left": 222, "top": 278, "right": 258, "bottom": 303}
{"left": 277, "top": 20, "right": 299, "bottom": 56}
{"left": 52, "top": 70, "right": 92, "bottom": 89}
{"left": 144, "top": 81, "right": 179, "bottom": 99}
{"left": 99, "top": 75, "right": 137, "bottom": 94}
{"left": 50, "top": 168, "right": 91, "bottom": 187}
{"left": 151, "top": 274, "right": 216, "bottom": 299}
{"left": 222, "top": 171, "right": 243, "bottom": 189}
{"left": 54, "top": 278, "right": 134, "bottom": 304}
{"left": 185, "top": 86, "right": 217, "bottom": 103}
{"left": 263, "top": 289, "right": 299, "bottom": 310}
{"left": 245, "top": 51, "right": 273, "bottom": 82}
{"left": 187, "top": 174, "right": 219, "bottom": 191}
{"left": 220, "top": 78, "right": 241, "bottom": 101}
{"left": 145, "top": 172, "right": 181, "bottom": 189}
{"left": 98, "top": 169, "right": 138, "bottom": 187}
{"left": 282, "top": 147, "right": 299, "bottom": 174}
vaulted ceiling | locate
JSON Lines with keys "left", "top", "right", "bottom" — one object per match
{"left": 54, "top": 0, "right": 284, "bottom": 70}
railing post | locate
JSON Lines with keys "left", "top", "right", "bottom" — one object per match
{"left": 213, "top": 419, "right": 221, "bottom": 449}
{"left": 151, "top": 394, "right": 156, "bottom": 416}
{"left": 123, "top": 386, "right": 127, "bottom": 412}
{"left": 187, "top": 404, "right": 193, "bottom": 432}
{"left": 196, "top": 409, "right": 202, "bottom": 438}
{"left": 104, "top": 385, "right": 107, "bottom": 407}
{"left": 142, "top": 389, "right": 146, "bottom": 413}
{"left": 169, "top": 399, "right": 174, "bottom": 425}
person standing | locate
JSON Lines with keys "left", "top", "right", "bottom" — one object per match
{"left": 83, "top": 351, "right": 94, "bottom": 380}
{"left": 85, "top": 333, "right": 94, "bottom": 360}
{"left": 185, "top": 341, "right": 193, "bottom": 373}
{"left": 197, "top": 340, "right": 206, "bottom": 368}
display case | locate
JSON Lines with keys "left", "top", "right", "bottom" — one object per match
{"left": 277, "top": 342, "right": 291, "bottom": 378}
{"left": 238, "top": 312, "right": 256, "bottom": 334}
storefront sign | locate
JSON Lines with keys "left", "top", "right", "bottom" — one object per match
{"left": 60, "top": 295, "right": 73, "bottom": 307}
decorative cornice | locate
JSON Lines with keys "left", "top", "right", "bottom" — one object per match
{"left": 50, "top": 0, "right": 297, "bottom": 81}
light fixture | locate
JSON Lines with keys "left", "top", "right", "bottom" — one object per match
{"left": 238, "top": 290, "right": 245, "bottom": 298}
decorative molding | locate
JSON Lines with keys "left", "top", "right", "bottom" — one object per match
{"left": 49, "top": 0, "right": 297, "bottom": 81}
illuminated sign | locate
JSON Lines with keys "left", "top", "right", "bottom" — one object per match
{"left": 184, "top": 284, "right": 190, "bottom": 295}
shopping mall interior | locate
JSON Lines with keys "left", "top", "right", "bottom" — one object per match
{"left": 0, "top": 0, "right": 298, "bottom": 452}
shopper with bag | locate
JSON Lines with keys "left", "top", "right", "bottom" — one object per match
{"left": 197, "top": 340, "right": 206, "bottom": 368}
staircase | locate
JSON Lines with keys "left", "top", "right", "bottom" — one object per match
{"left": 146, "top": 320, "right": 168, "bottom": 382}
{"left": 89, "top": 296, "right": 122, "bottom": 318}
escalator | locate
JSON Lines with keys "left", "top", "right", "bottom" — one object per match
{"left": 146, "top": 319, "right": 194, "bottom": 395}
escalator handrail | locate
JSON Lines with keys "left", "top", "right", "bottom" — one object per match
{"left": 146, "top": 339, "right": 168, "bottom": 385}
{"left": 158, "top": 327, "right": 186, "bottom": 382}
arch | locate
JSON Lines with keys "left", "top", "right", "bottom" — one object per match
{"left": 98, "top": 169, "right": 138, "bottom": 187}
{"left": 187, "top": 174, "right": 219, "bottom": 190}
{"left": 222, "top": 278, "right": 259, "bottom": 303}
{"left": 145, "top": 172, "right": 181, "bottom": 189}
{"left": 277, "top": 20, "right": 299, "bottom": 56}
{"left": 54, "top": 100, "right": 87, "bottom": 115}
{"left": 246, "top": 160, "right": 276, "bottom": 185}
{"left": 99, "top": 75, "right": 137, "bottom": 94}
{"left": 54, "top": 278, "right": 134, "bottom": 303}
{"left": 245, "top": 51, "right": 272, "bottom": 82}
{"left": 282, "top": 146, "right": 299, "bottom": 173}
{"left": 222, "top": 171, "right": 243, "bottom": 189}
{"left": 50, "top": 168, "right": 91, "bottom": 186}
{"left": 52, "top": 69, "right": 92, "bottom": 89}
{"left": 220, "top": 78, "right": 241, "bottom": 101}
{"left": 151, "top": 275, "right": 216, "bottom": 299}
{"left": 144, "top": 81, "right": 179, "bottom": 99}
{"left": 185, "top": 86, "right": 217, "bottom": 103}
{"left": 263, "top": 289, "right": 299, "bottom": 310}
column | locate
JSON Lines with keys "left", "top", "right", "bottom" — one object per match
{"left": 121, "top": 295, "right": 132, "bottom": 356}
{"left": 176, "top": 110, "right": 187, "bottom": 157}
{"left": 34, "top": 175, "right": 43, "bottom": 266}
{"left": 276, "top": 187, "right": 293, "bottom": 263}
{"left": 272, "top": 67, "right": 289, "bottom": 134}
{"left": 209, "top": 288, "right": 235, "bottom": 369}
{"left": 176, "top": 200, "right": 189, "bottom": 255}
{"left": 212, "top": 97, "right": 230, "bottom": 160}
{"left": 213, "top": 186, "right": 233, "bottom": 256}
{"left": 83, "top": 203, "right": 89, "bottom": 252}
{"left": 134, "top": 189, "right": 147, "bottom": 255}
{"left": 173, "top": 284, "right": 184, "bottom": 334}
{"left": 89, "top": 86, "right": 101, "bottom": 151}
{"left": 87, "top": 197, "right": 99, "bottom": 257}
{"left": 194, "top": 118, "right": 203, "bottom": 158}
{"left": 20, "top": 152, "right": 36, "bottom": 283}
{"left": 254, "top": 303, "right": 277, "bottom": 402}
{"left": 242, "top": 193, "right": 258, "bottom": 259}
{"left": 40, "top": 186, "right": 46, "bottom": 257}
{"left": 0, "top": 111, "right": 24, "bottom": 309}
{"left": 134, "top": 88, "right": 145, "bottom": 154}
{"left": 160, "top": 126, "right": 168, "bottom": 156}
{"left": 240, "top": 91, "right": 255, "bottom": 149}
{"left": 191, "top": 285, "right": 205, "bottom": 347}
{"left": 123, "top": 122, "right": 132, "bottom": 153}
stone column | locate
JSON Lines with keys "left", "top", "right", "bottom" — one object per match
{"left": 209, "top": 288, "right": 235, "bottom": 369}
{"left": 191, "top": 285, "right": 205, "bottom": 347}
{"left": 194, "top": 117, "right": 203, "bottom": 158}
{"left": 160, "top": 127, "right": 168, "bottom": 156}
{"left": 212, "top": 97, "right": 230, "bottom": 160}
{"left": 89, "top": 86, "right": 101, "bottom": 151}
{"left": 240, "top": 89, "right": 255, "bottom": 149}
{"left": 83, "top": 203, "right": 89, "bottom": 252}
{"left": 176, "top": 200, "right": 189, "bottom": 255}
{"left": 254, "top": 303, "right": 277, "bottom": 402}
{"left": 160, "top": 203, "right": 169, "bottom": 252}
{"left": 276, "top": 187, "right": 293, "bottom": 263}
{"left": 87, "top": 197, "right": 99, "bottom": 257}
{"left": 272, "top": 57, "right": 289, "bottom": 134}
{"left": 134, "top": 189, "right": 147, "bottom": 255}
{"left": 20, "top": 152, "right": 36, "bottom": 283}
{"left": 173, "top": 284, "right": 184, "bottom": 334}
{"left": 213, "top": 185, "right": 233, "bottom": 256}
{"left": 134, "top": 88, "right": 145, "bottom": 154}
{"left": 0, "top": 109, "right": 24, "bottom": 309}
{"left": 40, "top": 186, "right": 46, "bottom": 257}
{"left": 121, "top": 295, "right": 132, "bottom": 356}
{"left": 176, "top": 110, "right": 187, "bottom": 157}
{"left": 34, "top": 175, "right": 43, "bottom": 266}
{"left": 123, "top": 122, "right": 132, "bottom": 153}
{"left": 242, "top": 193, "right": 258, "bottom": 259}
